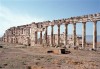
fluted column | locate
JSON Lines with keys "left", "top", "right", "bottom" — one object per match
{"left": 35, "top": 31, "right": 37, "bottom": 44}
{"left": 73, "top": 23, "right": 76, "bottom": 46}
{"left": 40, "top": 31, "right": 42, "bottom": 44}
{"left": 65, "top": 24, "right": 68, "bottom": 45}
{"left": 58, "top": 25, "right": 60, "bottom": 45}
{"left": 45, "top": 26, "right": 48, "bottom": 44}
{"left": 51, "top": 25, "right": 54, "bottom": 46}
{"left": 82, "top": 22, "right": 86, "bottom": 49}
{"left": 93, "top": 21, "right": 97, "bottom": 50}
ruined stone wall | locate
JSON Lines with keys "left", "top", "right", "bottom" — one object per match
{"left": 2, "top": 24, "right": 31, "bottom": 46}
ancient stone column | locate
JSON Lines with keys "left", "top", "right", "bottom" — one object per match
{"left": 51, "top": 25, "right": 54, "bottom": 46}
{"left": 65, "top": 24, "right": 68, "bottom": 45}
{"left": 40, "top": 31, "right": 42, "bottom": 44}
{"left": 54, "top": 34, "right": 55, "bottom": 45}
{"left": 35, "top": 31, "right": 37, "bottom": 44}
{"left": 58, "top": 24, "right": 60, "bottom": 45}
{"left": 45, "top": 26, "right": 48, "bottom": 44}
{"left": 93, "top": 21, "right": 97, "bottom": 50}
{"left": 82, "top": 22, "right": 86, "bottom": 49}
{"left": 73, "top": 23, "right": 76, "bottom": 46}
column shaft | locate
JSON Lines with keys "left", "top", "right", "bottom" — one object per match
{"left": 40, "top": 31, "right": 42, "bottom": 44}
{"left": 73, "top": 23, "right": 76, "bottom": 46}
{"left": 45, "top": 26, "right": 48, "bottom": 43}
{"left": 35, "top": 31, "right": 37, "bottom": 44}
{"left": 93, "top": 21, "right": 97, "bottom": 50}
{"left": 51, "top": 25, "right": 54, "bottom": 46}
{"left": 65, "top": 24, "right": 68, "bottom": 45}
{"left": 54, "top": 35, "right": 55, "bottom": 45}
{"left": 82, "top": 22, "right": 86, "bottom": 48}
{"left": 58, "top": 25, "right": 60, "bottom": 45}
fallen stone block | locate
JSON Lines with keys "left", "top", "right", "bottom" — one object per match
{"left": 47, "top": 48, "right": 70, "bottom": 54}
{"left": 26, "top": 65, "right": 44, "bottom": 69}
{"left": 53, "top": 49, "right": 61, "bottom": 54}
{"left": 26, "top": 66, "right": 31, "bottom": 69}
{"left": 0, "top": 46, "right": 3, "bottom": 48}
{"left": 47, "top": 50, "right": 53, "bottom": 53}
{"left": 60, "top": 49, "right": 66, "bottom": 54}
{"left": 65, "top": 51, "right": 71, "bottom": 54}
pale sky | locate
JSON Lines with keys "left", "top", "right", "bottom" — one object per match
{"left": 0, "top": 0, "right": 100, "bottom": 37}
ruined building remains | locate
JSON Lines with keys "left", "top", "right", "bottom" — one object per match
{"left": 1, "top": 13, "right": 100, "bottom": 50}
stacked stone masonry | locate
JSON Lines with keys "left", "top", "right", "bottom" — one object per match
{"left": 1, "top": 13, "right": 100, "bottom": 50}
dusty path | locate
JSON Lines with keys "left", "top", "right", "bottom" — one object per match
{"left": 0, "top": 42, "right": 100, "bottom": 69}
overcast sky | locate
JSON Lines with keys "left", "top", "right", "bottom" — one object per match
{"left": 0, "top": 0, "right": 100, "bottom": 37}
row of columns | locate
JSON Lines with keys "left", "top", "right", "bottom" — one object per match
{"left": 34, "top": 21, "right": 97, "bottom": 50}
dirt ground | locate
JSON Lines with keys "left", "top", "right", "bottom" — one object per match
{"left": 0, "top": 41, "right": 100, "bottom": 69}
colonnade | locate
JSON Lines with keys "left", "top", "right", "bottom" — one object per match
{"left": 34, "top": 21, "right": 97, "bottom": 50}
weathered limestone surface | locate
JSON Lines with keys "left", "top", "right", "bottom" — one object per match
{"left": 73, "top": 23, "right": 76, "bottom": 46}
{"left": 57, "top": 25, "right": 60, "bottom": 45}
{"left": 93, "top": 21, "right": 97, "bottom": 50}
{"left": 51, "top": 25, "right": 54, "bottom": 46}
{"left": 64, "top": 24, "right": 68, "bottom": 45}
{"left": 82, "top": 22, "right": 86, "bottom": 49}
{"left": 1, "top": 13, "right": 100, "bottom": 50}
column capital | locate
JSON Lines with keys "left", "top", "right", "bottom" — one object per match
{"left": 40, "top": 30, "right": 42, "bottom": 32}
{"left": 45, "top": 26, "right": 48, "bottom": 28}
{"left": 51, "top": 25, "right": 54, "bottom": 27}
{"left": 35, "top": 31, "right": 37, "bottom": 33}
{"left": 57, "top": 24, "right": 60, "bottom": 27}
{"left": 65, "top": 23, "right": 68, "bottom": 25}
{"left": 82, "top": 22, "right": 86, "bottom": 24}
{"left": 93, "top": 20, "right": 97, "bottom": 23}
{"left": 73, "top": 23, "right": 76, "bottom": 25}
